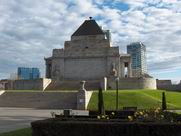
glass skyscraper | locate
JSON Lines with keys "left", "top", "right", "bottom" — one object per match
{"left": 18, "top": 67, "right": 40, "bottom": 80}
{"left": 127, "top": 42, "right": 147, "bottom": 77}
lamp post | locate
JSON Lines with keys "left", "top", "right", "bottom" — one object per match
{"left": 115, "top": 77, "right": 119, "bottom": 111}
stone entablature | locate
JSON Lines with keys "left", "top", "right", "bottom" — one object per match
{"left": 52, "top": 47, "right": 119, "bottom": 58}
{"left": 65, "top": 35, "right": 110, "bottom": 49}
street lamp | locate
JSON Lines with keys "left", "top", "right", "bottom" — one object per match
{"left": 115, "top": 77, "right": 119, "bottom": 111}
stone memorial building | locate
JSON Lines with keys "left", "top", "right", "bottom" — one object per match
{"left": 44, "top": 18, "right": 156, "bottom": 90}
{"left": 45, "top": 18, "right": 132, "bottom": 81}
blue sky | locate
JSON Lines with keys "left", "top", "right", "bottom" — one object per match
{"left": 155, "top": 69, "right": 181, "bottom": 81}
{"left": 0, "top": 0, "right": 181, "bottom": 83}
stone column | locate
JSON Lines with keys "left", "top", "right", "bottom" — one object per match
{"left": 128, "top": 62, "right": 132, "bottom": 77}
{"left": 100, "top": 77, "right": 107, "bottom": 91}
{"left": 46, "top": 64, "right": 49, "bottom": 78}
{"left": 122, "top": 62, "right": 125, "bottom": 78}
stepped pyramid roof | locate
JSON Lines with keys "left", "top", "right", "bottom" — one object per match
{"left": 72, "top": 19, "right": 104, "bottom": 36}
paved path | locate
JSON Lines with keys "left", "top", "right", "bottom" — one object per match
{"left": 1, "top": 107, "right": 180, "bottom": 134}
{"left": 0, "top": 108, "right": 61, "bottom": 133}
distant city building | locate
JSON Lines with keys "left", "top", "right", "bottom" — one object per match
{"left": 127, "top": 42, "right": 147, "bottom": 77}
{"left": 17, "top": 67, "right": 40, "bottom": 80}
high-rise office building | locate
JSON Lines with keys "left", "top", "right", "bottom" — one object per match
{"left": 18, "top": 67, "right": 40, "bottom": 80}
{"left": 127, "top": 42, "right": 147, "bottom": 77}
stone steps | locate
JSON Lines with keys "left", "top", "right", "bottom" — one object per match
{"left": 0, "top": 92, "right": 77, "bottom": 109}
{"left": 46, "top": 80, "right": 100, "bottom": 91}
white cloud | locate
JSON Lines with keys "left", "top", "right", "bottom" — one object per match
{"left": 0, "top": 0, "right": 181, "bottom": 80}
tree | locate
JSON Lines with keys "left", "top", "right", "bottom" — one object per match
{"left": 162, "top": 92, "right": 167, "bottom": 111}
{"left": 98, "top": 87, "right": 105, "bottom": 115}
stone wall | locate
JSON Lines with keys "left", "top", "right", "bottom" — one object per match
{"left": 51, "top": 54, "right": 121, "bottom": 80}
{"left": 108, "top": 77, "right": 157, "bottom": 90}
{"left": 157, "top": 84, "right": 181, "bottom": 91}
{"left": 156, "top": 79, "right": 181, "bottom": 91}
{"left": 45, "top": 80, "right": 100, "bottom": 90}
{"left": 0, "top": 89, "right": 91, "bottom": 109}
{"left": 156, "top": 80, "right": 172, "bottom": 86}
{"left": 52, "top": 47, "right": 119, "bottom": 58}
{"left": 67, "top": 35, "right": 110, "bottom": 49}
{"left": 64, "top": 58, "right": 106, "bottom": 80}
{"left": 0, "top": 91, "right": 77, "bottom": 109}
{"left": 6, "top": 78, "right": 51, "bottom": 91}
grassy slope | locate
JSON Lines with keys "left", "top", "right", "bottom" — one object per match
{"left": 143, "top": 90, "right": 181, "bottom": 108}
{"left": 88, "top": 90, "right": 181, "bottom": 110}
{"left": 0, "top": 128, "right": 31, "bottom": 136}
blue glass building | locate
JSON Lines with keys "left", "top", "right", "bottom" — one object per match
{"left": 127, "top": 42, "right": 147, "bottom": 77}
{"left": 18, "top": 67, "right": 40, "bottom": 80}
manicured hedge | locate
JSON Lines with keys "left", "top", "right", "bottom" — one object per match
{"left": 31, "top": 118, "right": 181, "bottom": 136}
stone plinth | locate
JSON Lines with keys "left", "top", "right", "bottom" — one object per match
{"left": 77, "top": 81, "right": 93, "bottom": 110}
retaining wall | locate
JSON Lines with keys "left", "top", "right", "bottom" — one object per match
{"left": 157, "top": 84, "right": 181, "bottom": 92}
{"left": 156, "top": 79, "right": 181, "bottom": 91}
{"left": 108, "top": 77, "right": 157, "bottom": 90}
{"left": 0, "top": 90, "right": 91, "bottom": 109}
{"left": 6, "top": 78, "right": 51, "bottom": 91}
{"left": 0, "top": 92, "right": 77, "bottom": 109}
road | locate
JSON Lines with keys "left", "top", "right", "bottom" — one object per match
{"left": 0, "top": 108, "right": 61, "bottom": 133}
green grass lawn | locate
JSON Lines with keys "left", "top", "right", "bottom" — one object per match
{"left": 88, "top": 90, "right": 181, "bottom": 110}
{"left": 0, "top": 128, "right": 31, "bottom": 136}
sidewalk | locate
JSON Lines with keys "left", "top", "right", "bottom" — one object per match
{"left": 0, "top": 108, "right": 60, "bottom": 133}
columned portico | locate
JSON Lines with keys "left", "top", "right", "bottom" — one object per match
{"left": 120, "top": 55, "right": 132, "bottom": 78}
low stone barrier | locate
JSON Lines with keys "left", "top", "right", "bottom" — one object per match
{"left": 108, "top": 77, "right": 157, "bottom": 90}
{"left": 6, "top": 78, "right": 51, "bottom": 91}
{"left": 31, "top": 118, "right": 181, "bottom": 136}
{"left": 157, "top": 84, "right": 181, "bottom": 92}
{"left": 0, "top": 92, "right": 77, "bottom": 109}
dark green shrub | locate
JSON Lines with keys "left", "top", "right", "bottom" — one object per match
{"left": 31, "top": 118, "right": 181, "bottom": 136}
{"left": 98, "top": 87, "right": 105, "bottom": 115}
{"left": 162, "top": 92, "right": 167, "bottom": 111}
